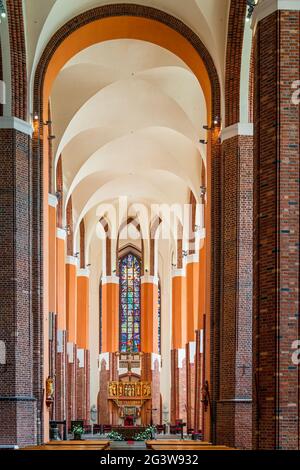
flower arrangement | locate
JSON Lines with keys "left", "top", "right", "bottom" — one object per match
{"left": 134, "top": 425, "right": 156, "bottom": 441}
{"left": 72, "top": 424, "right": 84, "bottom": 440}
{"left": 106, "top": 430, "right": 123, "bottom": 441}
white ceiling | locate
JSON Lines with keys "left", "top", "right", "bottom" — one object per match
{"left": 21, "top": 0, "right": 234, "bottom": 253}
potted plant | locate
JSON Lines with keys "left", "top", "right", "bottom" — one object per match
{"left": 72, "top": 424, "right": 84, "bottom": 441}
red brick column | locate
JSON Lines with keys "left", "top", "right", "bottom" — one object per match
{"left": 141, "top": 353, "right": 161, "bottom": 425}
{"left": 67, "top": 343, "right": 77, "bottom": 429}
{"left": 170, "top": 349, "right": 187, "bottom": 425}
{"left": 217, "top": 130, "right": 253, "bottom": 449}
{"left": 0, "top": 125, "right": 37, "bottom": 446}
{"left": 55, "top": 330, "right": 67, "bottom": 421}
{"left": 194, "top": 330, "right": 203, "bottom": 433}
{"left": 76, "top": 349, "right": 86, "bottom": 421}
{"left": 98, "top": 353, "right": 118, "bottom": 425}
{"left": 186, "top": 343, "right": 196, "bottom": 431}
{"left": 252, "top": 5, "right": 300, "bottom": 450}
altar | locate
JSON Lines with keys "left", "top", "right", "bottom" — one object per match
{"left": 111, "top": 426, "right": 147, "bottom": 441}
{"left": 108, "top": 380, "right": 151, "bottom": 426}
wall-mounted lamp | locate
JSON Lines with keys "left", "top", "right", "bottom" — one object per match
{"left": 74, "top": 252, "right": 80, "bottom": 258}
{"left": 246, "top": 0, "right": 258, "bottom": 22}
{"left": 200, "top": 186, "right": 207, "bottom": 198}
{"left": 0, "top": 1, "right": 7, "bottom": 21}
{"left": 55, "top": 190, "right": 62, "bottom": 200}
{"left": 43, "top": 120, "right": 52, "bottom": 126}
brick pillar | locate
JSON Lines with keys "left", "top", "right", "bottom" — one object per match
{"left": 170, "top": 349, "right": 187, "bottom": 424}
{"left": 66, "top": 256, "right": 77, "bottom": 428}
{"left": 76, "top": 349, "right": 85, "bottom": 420}
{"left": 141, "top": 353, "right": 161, "bottom": 426}
{"left": 98, "top": 353, "right": 118, "bottom": 425}
{"left": 217, "top": 128, "right": 253, "bottom": 449}
{"left": 140, "top": 275, "right": 161, "bottom": 425}
{"left": 67, "top": 343, "right": 76, "bottom": 428}
{"left": 55, "top": 228, "right": 67, "bottom": 422}
{"left": 76, "top": 269, "right": 90, "bottom": 423}
{"left": 252, "top": 4, "right": 300, "bottom": 450}
{"left": 85, "top": 350, "right": 90, "bottom": 423}
{"left": 0, "top": 123, "right": 37, "bottom": 446}
{"left": 171, "top": 270, "right": 187, "bottom": 424}
{"left": 186, "top": 255, "right": 199, "bottom": 430}
{"left": 194, "top": 329, "right": 203, "bottom": 433}
{"left": 55, "top": 330, "right": 67, "bottom": 421}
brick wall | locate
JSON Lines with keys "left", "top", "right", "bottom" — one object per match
{"left": 225, "top": 0, "right": 247, "bottom": 127}
{"left": 253, "top": 10, "right": 300, "bottom": 450}
{"left": 218, "top": 134, "right": 253, "bottom": 449}
{"left": 0, "top": 129, "right": 37, "bottom": 446}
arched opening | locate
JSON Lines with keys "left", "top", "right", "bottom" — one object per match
{"left": 32, "top": 5, "right": 221, "bottom": 444}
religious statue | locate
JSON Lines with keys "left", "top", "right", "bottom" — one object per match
{"left": 46, "top": 376, "right": 54, "bottom": 406}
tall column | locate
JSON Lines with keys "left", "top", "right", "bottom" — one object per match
{"left": 48, "top": 194, "right": 57, "bottom": 427}
{"left": 141, "top": 275, "right": 160, "bottom": 425}
{"left": 171, "top": 269, "right": 187, "bottom": 424}
{"left": 99, "top": 276, "right": 119, "bottom": 425}
{"left": 66, "top": 256, "right": 78, "bottom": 428}
{"left": 252, "top": 2, "right": 300, "bottom": 450}
{"left": 76, "top": 269, "right": 90, "bottom": 423}
{"left": 55, "top": 228, "right": 67, "bottom": 421}
{"left": 186, "top": 254, "right": 199, "bottom": 431}
{"left": 0, "top": 119, "right": 37, "bottom": 446}
{"left": 218, "top": 125, "right": 253, "bottom": 449}
{"left": 195, "top": 243, "right": 206, "bottom": 436}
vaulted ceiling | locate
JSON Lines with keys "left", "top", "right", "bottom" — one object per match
{"left": 22, "top": 0, "right": 232, "bottom": 254}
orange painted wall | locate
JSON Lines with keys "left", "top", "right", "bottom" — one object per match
{"left": 186, "top": 261, "right": 200, "bottom": 343}
{"left": 48, "top": 205, "right": 56, "bottom": 313}
{"left": 56, "top": 236, "right": 66, "bottom": 330}
{"left": 198, "top": 245, "right": 207, "bottom": 330}
{"left": 66, "top": 263, "right": 77, "bottom": 344}
{"left": 141, "top": 283, "right": 159, "bottom": 354}
{"left": 172, "top": 276, "right": 187, "bottom": 350}
{"left": 77, "top": 275, "right": 89, "bottom": 350}
{"left": 101, "top": 283, "right": 119, "bottom": 353}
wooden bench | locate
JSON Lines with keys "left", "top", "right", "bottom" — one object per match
{"left": 46, "top": 440, "right": 110, "bottom": 448}
{"left": 150, "top": 444, "right": 236, "bottom": 451}
{"left": 146, "top": 440, "right": 212, "bottom": 449}
{"left": 23, "top": 445, "right": 108, "bottom": 451}
{"left": 22, "top": 440, "right": 110, "bottom": 451}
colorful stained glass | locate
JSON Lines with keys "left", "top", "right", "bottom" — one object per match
{"left": 119, "top": 253, "right": 141, "bottom": 353}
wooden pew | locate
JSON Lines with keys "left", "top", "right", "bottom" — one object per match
{"left": 46, "top": 440, "right": 110, "bottom": 448}
{"left": 23, "top": 445, "right": 107, "bottom": 451}
{"left": 22, "top": 441, "right": 110, "bottom": 451}
{"left": 150, "top": 444, "right": 236, "bottom": 451}
{"left": 146, "top": 440, "right": 212, "bottom": 449}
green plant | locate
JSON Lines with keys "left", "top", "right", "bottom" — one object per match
{"left": 106, "top": 430, "right": 123, "bottom": 441}
{"left": 72, "top": 424, "right": 84, "bottom": 436}
{"left": 134, "top": 425, "right": 156, "bottom": 441}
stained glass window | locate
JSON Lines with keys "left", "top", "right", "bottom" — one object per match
{"left": 119, "top": 253, "right": 141, "bottom": 353}
{"left": 158, "top": 280, "right": 161, "bottom": 354}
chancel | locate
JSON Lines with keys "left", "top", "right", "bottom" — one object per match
{"left": 0, "top": 0, "right": 299, "bottom": 452}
